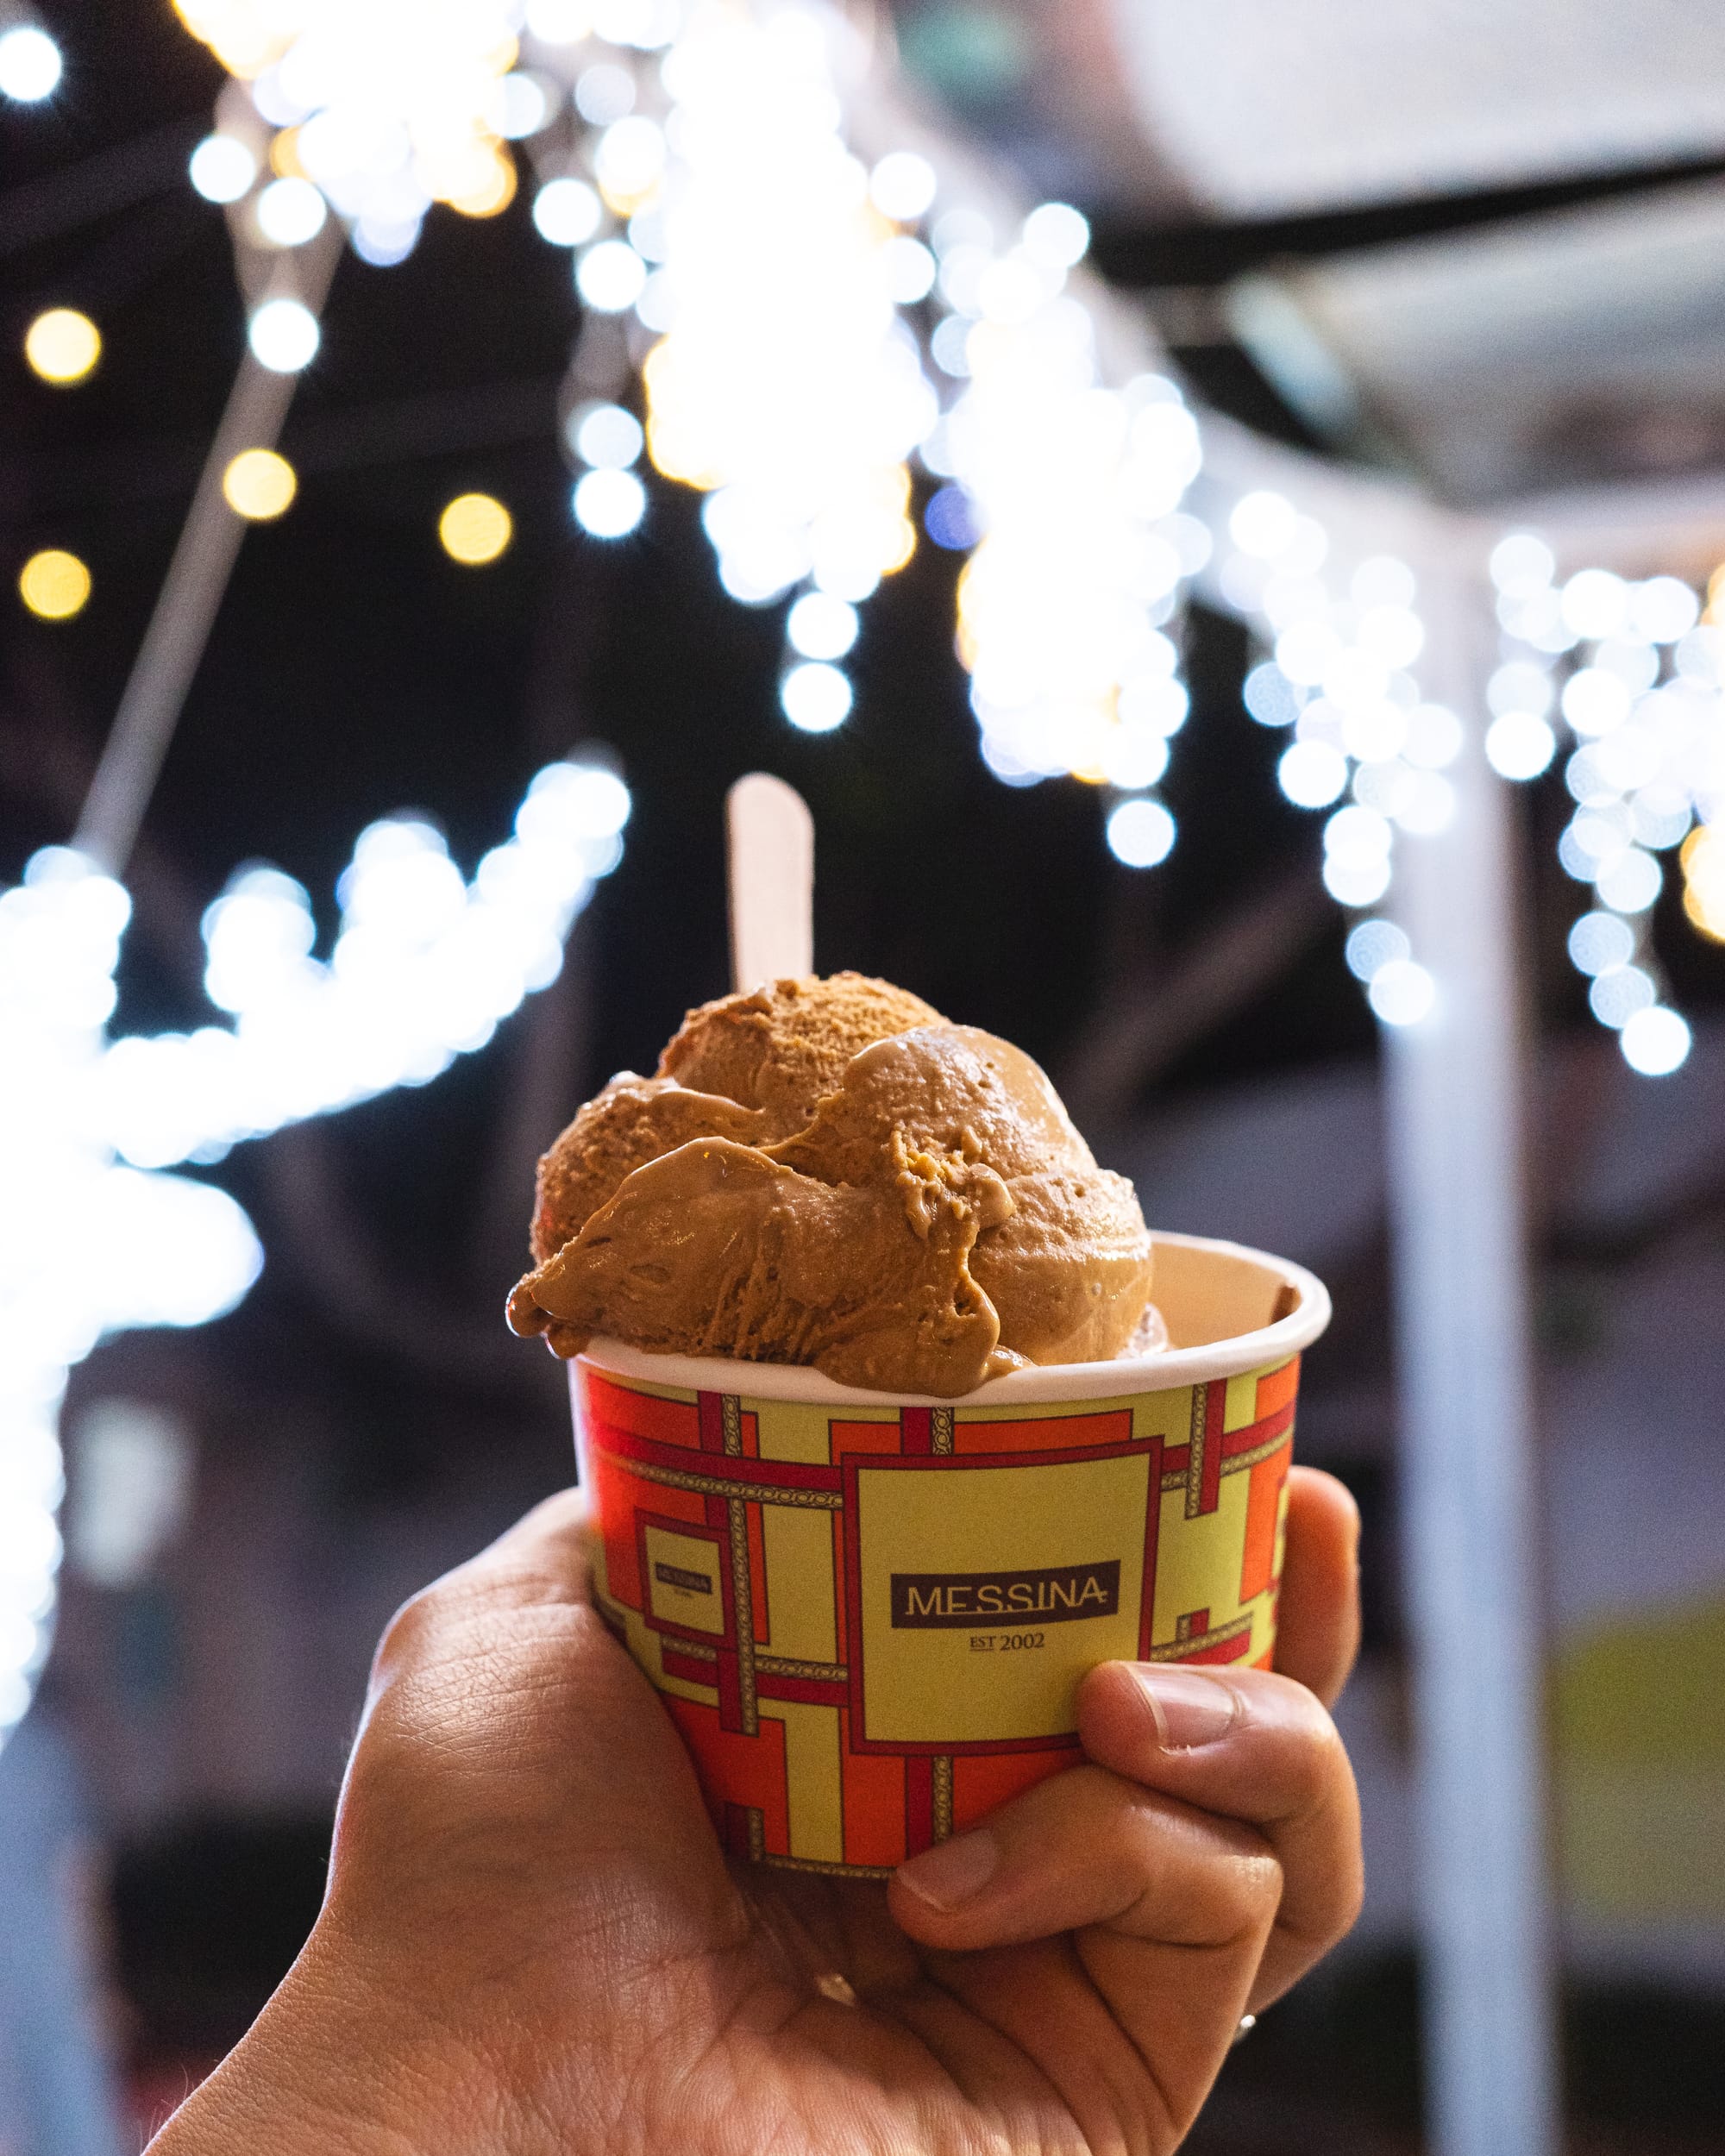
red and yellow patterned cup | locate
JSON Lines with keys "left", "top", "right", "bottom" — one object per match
{"left": 572, "top": 1231, "right": 1330, "bottom": 1878}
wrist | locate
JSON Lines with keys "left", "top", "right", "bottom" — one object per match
{"left": 146, "top": 1927, "right": 493, "bottom": 2156}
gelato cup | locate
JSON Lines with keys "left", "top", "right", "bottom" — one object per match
{"left": 572, "top": 1231, "right": 1329, "bottom": 1877}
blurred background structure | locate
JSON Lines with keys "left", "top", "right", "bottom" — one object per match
{"left": 3, "top": 2, "right": 1724, "bottom": 2151}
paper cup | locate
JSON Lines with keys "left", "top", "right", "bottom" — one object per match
{"left": 571, "top": 1231, "right": 1329, "bottom": 1877}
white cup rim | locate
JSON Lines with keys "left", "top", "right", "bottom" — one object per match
{"left": 578, "top": 1230, "right": 1330, "bottom": 1406}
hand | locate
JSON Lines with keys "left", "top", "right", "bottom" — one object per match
{"left": 151, "top": 1469, "right": 1362, "bottom": 2156}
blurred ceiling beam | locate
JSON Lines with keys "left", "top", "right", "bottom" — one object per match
{"left": 0, "top": 119, "right": 201, "bottom": 258}
{"left": 1059, "top": 859, "right": 1329, "bottom": 1131}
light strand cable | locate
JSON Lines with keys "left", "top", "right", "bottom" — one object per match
{"left": 72, "top": 219, "right": 342, "bottom": 875}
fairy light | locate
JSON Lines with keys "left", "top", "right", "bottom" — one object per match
{"left": 1217, "top": 493, "right": 1453, "bottom": 1023}
{"left": 160, "top": 1, "right": 1717, "bottom": 1045}
{"left": 189, "top": 132, "right": 258, "bottom": 203}
{"left": 18, "top": 550, "right": 91, "bottom": 621}
{"left": 0, "top": 757, "right": 630, "bottom": 1745}
{"left": 932, "top": 203, "right": 1205, "bottom": 809}
{"left": 628, "top": 3, "right": 938, "bottom": 737}
{"left": 171, "top": 0, "right": 548, "bottom": 261}
{"left": 223, "top": 448, "right": 298, "bottom": 520}
{"left": 0, "top": 22, "right": 61, "bottom": 102}
{"left": 1488, "top": 533, "right": 1713, "bottom": 1075}
{"left": 248, "top": 295, "right": 320, "bottom": 372}
{"left": 438, "top": 491, "right": 512, "bottom": 563}
{"left": 24, "top": 308, "right": 102, "bottom": 385}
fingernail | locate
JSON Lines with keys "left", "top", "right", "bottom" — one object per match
{"left": 896, "top": 1827, "right": 999, "bottom": 1909}
{"left": 1130, "top": 1667, "right": 1240, "bottom": 1751}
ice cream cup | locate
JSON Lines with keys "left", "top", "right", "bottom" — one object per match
{"left": 570, "top": 1231, "right": 1329, "bottom": 1878}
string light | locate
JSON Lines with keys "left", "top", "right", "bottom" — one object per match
{"left": 438, "top": 492, "right": 513, "bottom": 564}
{"left": 0, "top": 22, "right": 61, "bottom": 102}
{"left": 248, "top": 296, "right": 320, "bottom": 373}
{"left": 254, "top": 173, "right": 328, "bottom": 247}
{"left": 1487, "top": 535, "right": 1712, "bottom": 1075}
{"left": 222, "top": 448, "right": 298, "bottom": 520}
{"left": 572, "top": 467, "right": 646, "bottom": 538}
{"left": 0, "top": 757, "right": 630, "bottom": 1743}
{"left": 533, "top": 177, "right": 603, "bottom": 246}
{"left": 1681, "top": 824, "right": 1725, "bottom": 942}
{"left": 189, "top": 131, "right": 259, "bottom": 203}
{"left": 1219, "top": 496, "right": 1450, "bottom": 1021}
{"left": 18, "top": 550, "right": 91, "bottom": 621}
{"left": 934, "top": 206, "right": 1205, "bottom": 808}
{"left": 23, "top": 308, "right": 101, "bottom": 385}
{"left": 171, "top": 0, "right": 543, "bottom": 260}
{"left": 780, "top": 660, "right": 851, "bottom": 733}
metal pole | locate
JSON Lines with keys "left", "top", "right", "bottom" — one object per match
{"left": 1384, "top": 552, "right": 1561, "bottom": 2156}
{"left": 73, "top": 225, "right": 341, "bottom": 876}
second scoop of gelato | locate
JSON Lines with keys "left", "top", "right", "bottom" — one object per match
{"left": 506, "top": 973, "right": 1155, "bottom": 1396}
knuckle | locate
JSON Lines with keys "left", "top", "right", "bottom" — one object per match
{"left": 373, "top": 1575, "right": 461, "bottom": 1681}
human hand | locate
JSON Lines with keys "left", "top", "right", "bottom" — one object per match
{"left": 151, "top": 1469, "right": 1361, "bottom": 2156}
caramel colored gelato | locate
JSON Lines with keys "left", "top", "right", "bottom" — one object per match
{"left": 506, "top": 974, "right": 1156, "bottom": 1397}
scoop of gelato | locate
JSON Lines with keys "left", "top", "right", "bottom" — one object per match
{"left": 508, "top": 973, "right": 1155, "bottom": 1396}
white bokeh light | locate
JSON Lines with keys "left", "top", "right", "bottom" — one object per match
{"left": 255, "top": 175, "right": 328, "bottom": 247}
{"left": 189, "top": 134, "right": 258, "bottom": 204}
{"left": 787, "top": 592, "right": 858, "bottom": 661}
{"left": 573, "top": 467, "right": 647, "bottom": 537}
{"left": 0, "top": 23, "right": 61, "bottom": 101}
{"left": 1621, "top": 1005, "right": 1692, "bottom": 1076}
{"left": 1106, "top": 798, "right": 1176, "bottom": 869}
{"left": 248, "top": 297, "right": 321, "bottom": 373}
{"left": 781, "top": 661, "right": 853, "bottom": 733}
{"left": 534, "top": 178, "right": 604, "bottom": 247}
{"left": 0, "top": 760, "right": 629, "bottom": 1745}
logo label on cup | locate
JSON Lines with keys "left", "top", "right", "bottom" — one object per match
{"left": 654, "top": 1560, "right": 713, "bottom": 1595}
{"left": 889, "top": 1559, "right": 1120, "bottom": 1628}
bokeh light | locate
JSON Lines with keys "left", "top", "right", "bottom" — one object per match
{"left": 24, "top": 308, "right": 101, "bottom": 385}
{"left": 573, "top": 467, "right": 645, "bottom": 538}
{"left": 18, "top": 549, "right": 91, "bottom": 620}
{"left": 1620, "top": 1005, "right": 1691, "bottom": 1075}
{"left": 248, "top": 297, "right": 320, "bottom": 373}
{"left": 255, "top": 173, "right": 327, "bottom": 245}
{"left": 1681, "top": 824, "right": 1725, "bottom": 942}
{"left": 0, "top": 23, "right": 61, "bottom": 101}
{"left": 572, "top": 402, "right": 643, "bottom": 469}
{"left": 1106, "top": 799, "right": 1176, "bottom": 868}
{"left": 787, "top": 592, "right": 858, "bottom": 661}
{"left": 781, "top": 661, "right": 852, "bottom": 733}
{"left": 172, "top": 0, "right": 536, "bottom": 259}
{"left": 190, "top": 131, "right": 258, "bottom": 202}
{"left": 0, "top": 761, "right": 630, "bottom": 1739}
{"left": 438, "top": 492, "right": 513, "bottom": 564}
{"left": 869, "top": 151, "right": 938, "bottom": 222}
{"left": 1368, "top": 958, "right": 1436, "bottom": 1028}
{"left": 533, "top": 177, "right": 603, "bottom": 246}
{"left": 222, "top": 448, "right": 298, "bottom": 520}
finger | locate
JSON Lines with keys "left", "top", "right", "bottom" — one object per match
{"left": 1077, "top": 1659, "right": 1362, "bottom": 2004}
{"left": 888, "top": 1761, "right": 1276, "bottom": 2143}
{"left": 1275, "top": 1465, "right": 1361, "bottom": 1707}
{"left": 888, "top": 1664, "right": 1358, "bottom": 1997}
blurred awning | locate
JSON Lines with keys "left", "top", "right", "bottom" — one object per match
{"left": 890, "top": 0, "right": 1725, "bottom": 498}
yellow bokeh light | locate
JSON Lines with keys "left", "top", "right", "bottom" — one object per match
{"left": 18, "top": 548, "right": 91, "bottom": 620}
{"left": 222, "top": 447, "right": 298, "bottom": 520}
{"left": 1681, "top": 824, "right": 1725, "bottom": 942}
{"left": 24, "top": 307, "right": 101, "bottom": 385}
{"left": 448, "top": 143, "right": 517, "bottom": 217}
{"left": 270, "top": 127, "right": 305, "bottom": 179}
{"left": 439, "top": 492, "right": 512, "bottom": 565}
